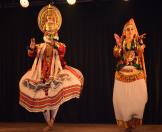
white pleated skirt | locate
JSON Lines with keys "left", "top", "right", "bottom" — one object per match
{"left": 113, "top": 66, "right": 147, "bottom": 122}
{"left": 19, "top": 66, "right": 84, "bottom": 112}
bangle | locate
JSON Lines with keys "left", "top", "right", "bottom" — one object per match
{"left": 27, "top": 46, "right": 35, "bottom": 51}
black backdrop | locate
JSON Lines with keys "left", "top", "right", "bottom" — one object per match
{"left": 0, "top": 0, "right": 162, "bottom": 124}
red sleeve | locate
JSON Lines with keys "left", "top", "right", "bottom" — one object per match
{"left": 58, "top": 43, "right": 67, "bottom": 67}
{"left": 28, "top": 49, "right": 36, "bottom": 58}
{"left": 58, "top": 43, "right": 66, "bottom": 57}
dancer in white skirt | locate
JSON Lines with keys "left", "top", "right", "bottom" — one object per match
{"left": 19, "top": 4, "right": 84, "bottom": 131}
{"left": 113, "top": 18, "right": 147, "bottom": 132}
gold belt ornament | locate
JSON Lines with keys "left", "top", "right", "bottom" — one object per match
{"left": 115, "top": 70, "right": 145, "bottom": 82}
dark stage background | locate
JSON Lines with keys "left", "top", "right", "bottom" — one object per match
{"left": 0, "top": 0, "right": 162, "bottom": 124}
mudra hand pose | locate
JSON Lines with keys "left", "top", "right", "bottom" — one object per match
{"left": 113, "top": 18, "right": 147, "bottom": 132}
{"left": 19, "top": 4, "right": 84, "bottom": 131}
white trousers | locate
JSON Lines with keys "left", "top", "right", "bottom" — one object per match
{"left": 43, "top": 108, "right": 59, "bottom": 122}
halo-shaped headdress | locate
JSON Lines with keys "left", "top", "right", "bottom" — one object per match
{"left": 122, "top": 18, "right": 139, "bottom": 37}
{"left": 37, "top": 4, "right": 62, "bottom": 34}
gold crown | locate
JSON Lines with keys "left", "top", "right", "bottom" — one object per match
{"left": 122, "top": 18, "right": 139, "bottom": 36}
{"left": 45, "top": 16, "right": 56, "bottom": 33}
{"left": 38, "top": 4, "right": 62, "bottom": 34}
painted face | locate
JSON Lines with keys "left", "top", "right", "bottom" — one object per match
{"left": 43, "top": 34, "right": 55, "bottom": 45}
{"left": 124, "top": 24, "right": 135, "bottom": 40}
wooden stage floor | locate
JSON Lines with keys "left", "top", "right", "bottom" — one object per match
{"left": 0, "top": 123, "right": 162, "bottom": 132}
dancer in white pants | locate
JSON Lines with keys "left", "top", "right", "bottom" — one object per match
{"left": 113, "top": 18, "right": 147, "bottom": 132}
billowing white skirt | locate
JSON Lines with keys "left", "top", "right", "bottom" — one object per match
{"left": 19, "top": 66, "right": 84, "bottom": 112}
{"left": 113, "top": 66, "right": 147, "bottom": 122}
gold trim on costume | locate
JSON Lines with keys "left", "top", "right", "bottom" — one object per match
{"left": 116, "top": 119, "right": 142, "bottom": 128}
{"left": 115, "top": 69, "right": 145, "bottom": 82}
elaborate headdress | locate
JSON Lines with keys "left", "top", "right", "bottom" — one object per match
{"left": 38, "top": 4, "right": 62, "bottom": 41}
{"left": 122, "top": 18, "right": 139, "bottom": 37}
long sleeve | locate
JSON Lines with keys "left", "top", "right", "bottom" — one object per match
{"left": 136, "top": 43, "right": 145, "bottom": 57}
{"left": 27, "top": 48, "right": 37, "bottom": 58}
{"left": 57, "top": 43, "right": 67, "bottom": 67}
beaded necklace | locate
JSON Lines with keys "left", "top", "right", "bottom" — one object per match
{"left": 123, "top": 39, "right": 136, "bottom": 51}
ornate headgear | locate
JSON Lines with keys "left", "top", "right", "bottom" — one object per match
{"left": 122, "top": 18, "right": 139, "bottom": 37}
{"left": 38, "top": 4, "right": 62, "bottom": 40}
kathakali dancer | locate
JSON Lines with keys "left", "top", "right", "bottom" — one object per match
{"left": 113, "top": 18, "right": 147, "bottom": 132}
{"left": 19, "top": 4, "right": 84, "bottom": 131}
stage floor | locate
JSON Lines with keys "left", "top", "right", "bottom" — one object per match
{"left": 0, "top": 123, "right": 162, "bottom": 132}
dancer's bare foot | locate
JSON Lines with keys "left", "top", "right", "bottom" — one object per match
{"left": 50, "top": 119, "right": 54, "bottom": 127}
{"left": 131, "top": 118, "right": 137, "bottom": 129}
{"left": 43, "top": 120, "right": 53, "bottom": 131}
{"left": 43, "top": 125, "right": 52, "bottom": 131}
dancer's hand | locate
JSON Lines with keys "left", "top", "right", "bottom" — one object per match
{"left": 30, "top": 38, "right": 36, "bottom": 50}
{"left": 114, "top": 33, "right": 121, "bottom": 47}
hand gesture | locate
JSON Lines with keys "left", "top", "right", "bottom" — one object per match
{"left": 114, "top": 33, "right": 121, "bottom": 47}
{"left": 138, "top": 33, "right": 146, "bottom": 44}
{"left": 30, "top": 38, "right": 36, "bottom": 50}
{"left": 139, "top": 33, "right": 146, "bottom": 40}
